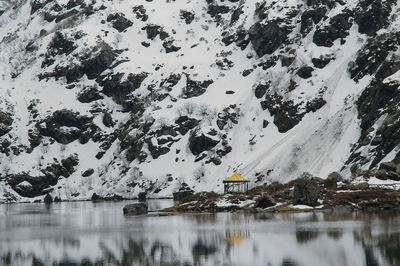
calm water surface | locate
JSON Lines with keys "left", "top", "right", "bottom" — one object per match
{"left": 1, "top": 200, "right": 400, "bottom": 266}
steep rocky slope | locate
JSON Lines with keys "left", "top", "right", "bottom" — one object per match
{"left": 0, "top": 0, "right": 399, "bottom": 202}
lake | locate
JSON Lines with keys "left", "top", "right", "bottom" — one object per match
{"left": 1, "top": 200, "right": 400, "bottom": 266}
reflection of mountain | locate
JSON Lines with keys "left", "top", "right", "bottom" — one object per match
{"left": 1, "top": 211, "right": 400, "bottom": 266}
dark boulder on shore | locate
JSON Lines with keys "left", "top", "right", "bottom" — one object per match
{"left": 293, "top": 177, "right": 321, "bottom": 207}
{"left": 173, "top": 183, "right": 194, "bottom": 201}
{"left": 254, "top": 195, "right": 276, "bottom": 209}
{"left": 123, "top": 203, "right": 148, "bottom": 215}
{"left": 173, "top": 191, "right": 193, "bottom": 201}
{"left": 44, "top": 194, "right": 53, "bottom": 204}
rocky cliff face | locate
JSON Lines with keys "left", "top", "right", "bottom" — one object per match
{"left": 0, "top": 0, "right": 399, "bottom": 202}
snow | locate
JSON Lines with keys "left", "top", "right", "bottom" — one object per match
{"left": 0, "top": 0, "right": 399, "bottom": 201}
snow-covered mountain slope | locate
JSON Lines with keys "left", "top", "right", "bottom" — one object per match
{"left": 0, "top": 0, "right": 399, "bottom": 202}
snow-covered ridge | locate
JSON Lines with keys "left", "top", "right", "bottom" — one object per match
{"left": 0, "top": 0, "right": 399, "bottom": 202}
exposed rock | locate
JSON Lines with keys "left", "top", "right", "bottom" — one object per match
{"left": 355, "top": 0, "right": 395, "bottom": 36}
{"left": 380, "top": 161, "right": 397, "bottom": 172}
{"left": 132, "top": 5, "right": 148, "bottom": 21}
{"left": 123, "top": 203, "right": 148, "bottom": 215}
{"left": 312, "top": 57, "right": 332, "bottom": 68}
{"left": 182, "top": 77, "right": 213, "bottom": 98}
{"left": 37, "top": 109, "right": 93, "bottom": 144}
{"left": 300, "top": 7, "right": 327, "bottom": 36}
{"left": 254, "top": 84, "right": 269, "bottom": 99}
{"left": 324, "top": 172, "right": 342, "bottom": 189}
{"left": 305, "top": 97, "right": 326, "bottom": 112}
{"left": 296, "top": 66, "right": 314, "bottom": 79}
{"left": 98, "top": 72, "right": 148, "bottom": 109}
{"left": 82, "top": 168, "right": 94, "bottom": 177}
{"left": 207, "top": 4, "right": 230, "bottom": 17}
{"left": 313, "top": 11, "right": 353, "bottom": 47}
{"left": 55, "top": 9, "right": 79, "bottom": 23}
{"left": 327, "top": 172, "right": 343, "bottom": 182}
{"left": 31, "top": 0, "right": 49, "bottom": 14}
{"left": 44, "top": 194, "right": 53, "bottom": 204}
{"left": 180, "top": 10, "right": 194, "bottom": 24}
{"left": 142, "top": 24, "right": 168, "bottom": 40}
{"left": 254, "top": 195, "right": 276, "bottom": 208}
{"left": 280, "top": 56, "right": 295, "bottom": 67}
{"left": 77, "top": 86, "right": 103, "bottom": 103}
{"left": 7, "top": 173, "right": 53, "bottom": 198}
{"left": 248, "top": 21, "right": 291, "bottom": 57}
{"left": 61, "top": 154, "right": 79, "bottom": 174}
{"left": 173, "top": 191, "right": 194, "bottom": 202}
{"left": 0, "top": 112, "right": 13, "bottom": 137}
{"left": 163, "top": 40, "right": 181, "bottom": 53}
{"left": 79, "top": 47, "right": 118, "bottom": 80}
{"left": 357, "top": 182, "right": 369, "bottom": 190}
{"left": 189, "top": 134, "right": 219, "bottom": 156}
{"left": 107, "top": 13, "right": 133, "bottom": 32}
{"left": 262, "top": 93, "right": 304, "bottom": 133}
{"left": 175, "top": 116, "right": 200, "bottom": 135}
{"left": 102, "top": 112, "right": 115, "bottom": 127}
{"left": 173, "top": 183, "right": 194, "bottom": 201}
{"left": 293, "top": 177, "right": 321, "bottom": 207}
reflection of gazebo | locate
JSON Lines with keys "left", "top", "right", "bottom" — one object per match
{"left": 226, "top": 230, "right": 250, "bottom": 246}
{"left": 223, "top": 173, "right": 249, "bottom": 194}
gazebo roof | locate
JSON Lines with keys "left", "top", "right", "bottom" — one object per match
{"left": 223, "top": 172, "right": 249, "bottom": 183}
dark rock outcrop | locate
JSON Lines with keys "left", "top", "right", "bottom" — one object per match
{"left": 37, "top": 109, "right": 93, "bottom": 144}
{"left": 82, "top": 168, "right": 94, "bottom": 177}
{"left": 189, "top": 134, "right": 219, "bottom": 156}
{"left": 0, "top": 112, "right": 13, "bottom": 137}
{"left": 183, "top": 77, "right": 213, "bottom": 98}
{"left": 107, "top": 13, "right": 133, "bottom": 32}
{"left": 313, "top": 11, "right": 353, "bottom": 47}
{"left": 293, "top": 177, "right": 321, "bottom": 207}
{"left": 261, "top": 94, "right": 304, "bottom": 133}
{"left": 300, "top": 7, "right": 327, "bottom": 36}
{"left": 180, "top": 10, "right": 195, "bottom": 24}
{"left": 248, "top": 21, "right": 291, "bottom": 57}
{"left": 123, "top": 203, "right": 148, "bottom": 215}
{"left": 355, "top": 0, "right": 396, "bottom": 36}
{"left": 296, "top": 66, "right": 314, "bottom": 79}
{"left": 254, "top": 84, "right": 269, "bottom": 99}
{"left": 254, "top": 195, "right": 276, "bottom": 209}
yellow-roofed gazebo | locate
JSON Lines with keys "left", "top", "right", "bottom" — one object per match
{"left": 223, "top": 173, "right": 249, "bottom": 194}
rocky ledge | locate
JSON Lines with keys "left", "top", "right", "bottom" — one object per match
{"left": 162, "top": 173, "right": 400, "bottom": 213}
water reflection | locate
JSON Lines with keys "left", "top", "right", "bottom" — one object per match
{"left": 1, "top": 201, "right": 400, "bottom": 266}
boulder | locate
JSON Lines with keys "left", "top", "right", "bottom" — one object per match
{"left": 82, "top": 168, "right": 94, "bottom": 177}
{"left": 380, "top": 161, "right": 397, "bottom": 172}
{"left": 189, "top": 134, "right": 219, "bottom": 156}
{"left": 173, "top": 191, "right": 193, "bottom": 201}
{"left": 123, "top": 203, "right": 148, "bottom": 215}
{"left": 357, "top": 182, "right": 369, "bottom": 190}
{"left": 296, "top": 66, "right": 314, "bottom": 79}
{"left": 312, "top": 57, "right": 332, "bottom": 68}
{"left": 254, "top": 84, "right": 269, "bottom": 99}
{"left": 44, "top": 194, "right": 53, "bottom": 204}
{"left": 327, "top": 172, "right": 343, "bottom": 182}
{"left": 254, "top": 195, "right": 276, "bottom": 208}
{"left": 293, "top": 177, "right": 321, "bottom": 207}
